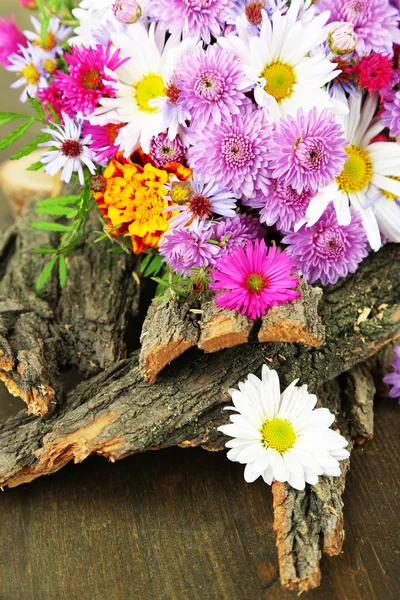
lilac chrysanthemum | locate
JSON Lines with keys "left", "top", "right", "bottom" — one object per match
{"left": 248, "top": 181, "right": 314, "bottom": 233}
{"left": 54, "top": 42, "right": 128, "bottom": 116}
{"left": 383, "top": 346, "right": 400, "bottom": 399}
{"left": 381, "top": 92, "right": 400, "bottom": 138}
{"left": 187, "top": 102, "right": 272, "bottom": 199}
{"left": 317, "top": 0, "right": 400, "bottom": 56}
{"left": 211, "top": 213, "right": 265, "bottom": 255}
{"left": 165, "top": 175, "right": 238, "bottom": 229}
{"left": 149, "top": 0, "right": 235, "bottom": 44}
{"left": 150, "top": 133, "right": 185, "bottom": 168}
{"left": 268, "top": 108, "right": 348, "bottom": 194}
{"left": 210, "top": 239, "right": 300, "bottom": 320}
{"left": 282, "top": 204, "right": 369, "bottom": 286}
{"left": 82, "top": 121, "right": 122, "bottom": 164}
{"left": 160, "top": 222, "right": 220, "bottom": 277}
{"left": 174, "top": 45, "right": 248, "bottom": 129}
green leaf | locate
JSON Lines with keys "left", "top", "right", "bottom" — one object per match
{"left": 36, "top": 205, "right": 78, "bottom": 218}
{"left": 59, "top": 255, "right": 67, "bottom": 288}
{"left": 27, "top": 97, "right": 45, "bottom": 120}
{"left": 140, "top": 253, "right": 153, "bottom": 273}
{"left": 36, "top": 195, "right": 81, "bottom": 208}
{"left": 0, "top": 118, "right": 34, "bottom": 152}
{"left": 27, "top": 161, "right": 44, "bottom": 172}
{"left": 30, "top": 247, "right": 56, "bottom": 255}
{"left": 31, "top": 221, "right": 72, "bottom": 233}
{"left": 10, "top": 133, "right": 50, "bottom": 161}
{"left": 0, "top": 113, "right": 27, "bottom": 126}
{"left": 41, "top": 13, "right": 51, "bottom": 46}
{"left": 35, "top": 257, "right": 58, "bottom": 294}
{"left": 143, "top": 254, "right": 163, "bottom": 277}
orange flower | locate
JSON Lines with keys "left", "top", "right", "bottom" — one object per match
{"left": 93, "top": 154, "right": 191, "bottom": 253}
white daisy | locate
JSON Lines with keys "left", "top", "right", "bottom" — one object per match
{"left": 23, "top": 16, "right": 71, "bottom": 57}
{"left": 218, "top": 0, "right": 339, "bottom": 122}
{"left": 93, "top": 22, "right": 195, "bottom": 155}
{"left": 39, "top": 114, "right": 96, "bottom": 186}
{"left": 218, "top": 365, "right": 349, "bottom": 491}
{"left": 6, "top": 44, "right": 49, "bottom": 103}
{"left": 305, "top": 91, "right": 400, "bottom": 251}
{"left": 70, "top": 0, "right": 114, "bottom": 47}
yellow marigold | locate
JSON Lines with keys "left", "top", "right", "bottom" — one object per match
{"left": 93, "top": 155, "right": 191, "bottom": 253}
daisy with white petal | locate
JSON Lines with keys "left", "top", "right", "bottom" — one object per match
{"left": 305, "top": 92, "right": 400, "bottom": 251}
{"left": 6, "top": 44, "right": 49, "bottom": 103}
{"left": 70, "top": 0, "right": 114, "bottom": 47}
{"left": 23, "top": 16, "right": 71, "bottom": 57}
{"left": 218, "top": 365, "right": 349, "bottom": 490}
{"left": 93, "top": 22, "right": 195, "bottom": 155}
{"left": 218, "top": 0, "right": 339, "bottom": 122}
{"left": 39, "top": 114, "right": 96, "bottom": 186}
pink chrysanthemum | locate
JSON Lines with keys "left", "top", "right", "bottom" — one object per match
{"left": 175, "top": 45, "right": 248, "bottom": 129}
{"left": 211, "top": 214, "right": 266, "bottom": 255}
{"left": 282, "top": 204, "right": 369, "bottom": 286}
{"left": 38, "top": 82, "right": 64, "bottom": 120}
{"left": 150, "top": 0, "right": 235, "bottom": 44}
{"left": 210, "top": 239, "right": 300, "bottom": 320}
{"left": 0, "top": 15, "right": 27, "bottom": 67}
{"left": 54, "top": 42, "right": 128, "bottom": 116}
{"left": 150, "top": 132, "right": 185, "bottom": 168}
{"left": 187, "top": 102, "right": 272, "bottom": 199}
{"left": 382, "top": 92, "right": 400, "bottom": 137}
{"left": 350, "top": 53, "right": 393, "bottom": 96}
{"left": 383, "top": 346, "right": 400, "bottom": 400}
{"left": 247, "top": 181, "right": 314, "bottom": 233}
{"left": 268, "top": 108, "right": 348, "bottom": 194}
{"left": 317, "top": 0, "right": 400, "bottom": 56}
{"left": 82, "top": 121, "right": 122, "bottom": 164}
{"left": 160, "top": 222, "right": 220, "bottom": 277}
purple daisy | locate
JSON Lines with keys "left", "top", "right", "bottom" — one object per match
{"left": 381, "top": 92, "right": 400, "bottom": 138}
{"left": 54, "top": 42, "right": 128, "bottom": 116}
{"left": 317, "top": 0, "right": 400, "bottom": 56}
{"left": 210, "top": 239, "right": 300, "bottom": 321}
{"left": 248, "top": 181, "right": 315, "bottom": 233}
{"left": 268, "top": 108, "right": 348, "bottom": 195}
{"left": 149, "top": 0, "right": 235, "bottom": 44}
{"left": 150, "top": 133, "right": 185, "bottom": 168}
{"left": 174, "top": 44, "right": 248, "bottom": 129}
{"left": 82, "top": 121, "right": 122, "bottom": 164}
{"left": 187, "top": 102, "right": 272, "bottom": 199}
{"left": 159, "top": 222, "right": 220, "bottom": 277}
{"left": 211, "top": 213, "right": 266, "bottom": 255}
{"left": 383, "top": 346, "right": 400, "bottom": 399}
{"left": 282, "top": 204, "right": 369, "bottom": 286}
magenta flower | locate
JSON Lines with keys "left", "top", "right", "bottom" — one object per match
{"left": 282, "top": 204, "right": 369, "bottom": 286}
{"left": 160, "top": 222, "right": 220, "bottom": 277}
{"left": 150, "top": 0, "right": 236, "bottom": 44}
{"left": 150, "top": 132, "right": 185, "bottom": 168}
{"left": 54, "top": 42, "right": 128, "bottom": 116}
{"left": 317, "top": 0, "right": 400, "bottom": 56}
{"left": 268, "top": 108, "right": 348, "bottom": 194}
{"left": 38, "top": 82, "right": 64, "bottom": 120}
{"left": 187, "top": 102, "right": 272, "bottom": 199}
{"left": 175, "top": 45, "right": 248, "bottom": 129}
{"left": 255, "top": 180, "right": 314, "bottom": 233}
{"left": 383, "top": 346, "right": 400, "bottom": 400}
{"left": 211, "top": 214, "right": 265, "bottom": 256}
{"left": 82, "top": 121, "right": 122, "bottom": 164}
{"left": 210, "top": 239, "right": 300, "bottom": 320}
{"left": 0, "top": 15, "right": 27, "bottom": 67}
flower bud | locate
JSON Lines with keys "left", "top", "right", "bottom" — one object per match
{"left": 112, "top": 0, "right": 142, "bottom": 25}
{"left": 18, "top": 0, "right": 37, "bottom": 8}
{"left": 327, "top": 22, "right": 358, "bottom": 56}
{"left": 90, "top": 175, "right": 107, "bottom": 194}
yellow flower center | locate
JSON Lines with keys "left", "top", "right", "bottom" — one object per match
{"left": 21, "top": 63, "right": 40, "bottom": 85}
{"left": 260, "top": 418, "right": 297, "bottom": 453}
{"left": 246, "top": 273, "right": 267, "bottom": 292}
{"left": 44, "top": 59, "right": 57, "bottom": 74}
{"left": 380, "top": 175, "right": 400, "bottom": 202}
{"left": 33, "top": 31, "right": 57, "bottom": 52}
{"left": 134, "top": 73, "right": 165, "bottom": 113}
{"left": 262, "top": 61, "right": 296, "bottom": 102}
{"left": 336, "top": 145, "right": 373, "bottom": 193}
{"left": 170, "top": 181, "right": 193, "bottom": 205}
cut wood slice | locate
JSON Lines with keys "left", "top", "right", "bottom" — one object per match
{"left": 198, "top": 298, "right": 254, "bottom": 353}
{"left": 0, "top": 149, "right": 62, "bottom": 216}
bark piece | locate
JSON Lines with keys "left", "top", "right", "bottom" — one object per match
{"left": 198, "top": 298, "right": 254, "bottom": 353}
{"left": 140, "top": 297, "right": 200, "bottom": 383}
{"left": 258, "top": 280, "right": 325, "bottom": 347}
{"left": 341, "top": 363, "right": 375, "bottom": 442}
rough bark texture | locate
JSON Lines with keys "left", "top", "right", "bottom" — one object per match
{"left": 0, "top": 205, "right": 141, "bottom": 414}
{"left": 1, "top": 206, "right": 400, "bottom": 591}
{"left": 341, "top": 363, "right": 376, "bottom": 443}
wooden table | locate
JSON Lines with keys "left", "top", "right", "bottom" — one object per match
{"left": 0, "top": 396, "right": 399, "bottom": 600}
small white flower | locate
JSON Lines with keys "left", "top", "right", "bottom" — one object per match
{"left": 218, "top": 365, "right": 349, "bottom": 490}
{"left": 39, "top": 114, "right": 96, "bottom": 186}
{"left": 6, "top": 44, "right": 49, "bottom": 103}
{"left": 23, "top": 16, "right": 71, "bottom": 57}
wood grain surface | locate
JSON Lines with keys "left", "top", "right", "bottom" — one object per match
{"left": 0, "top": 397, "right": 399, "bottom": 600}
